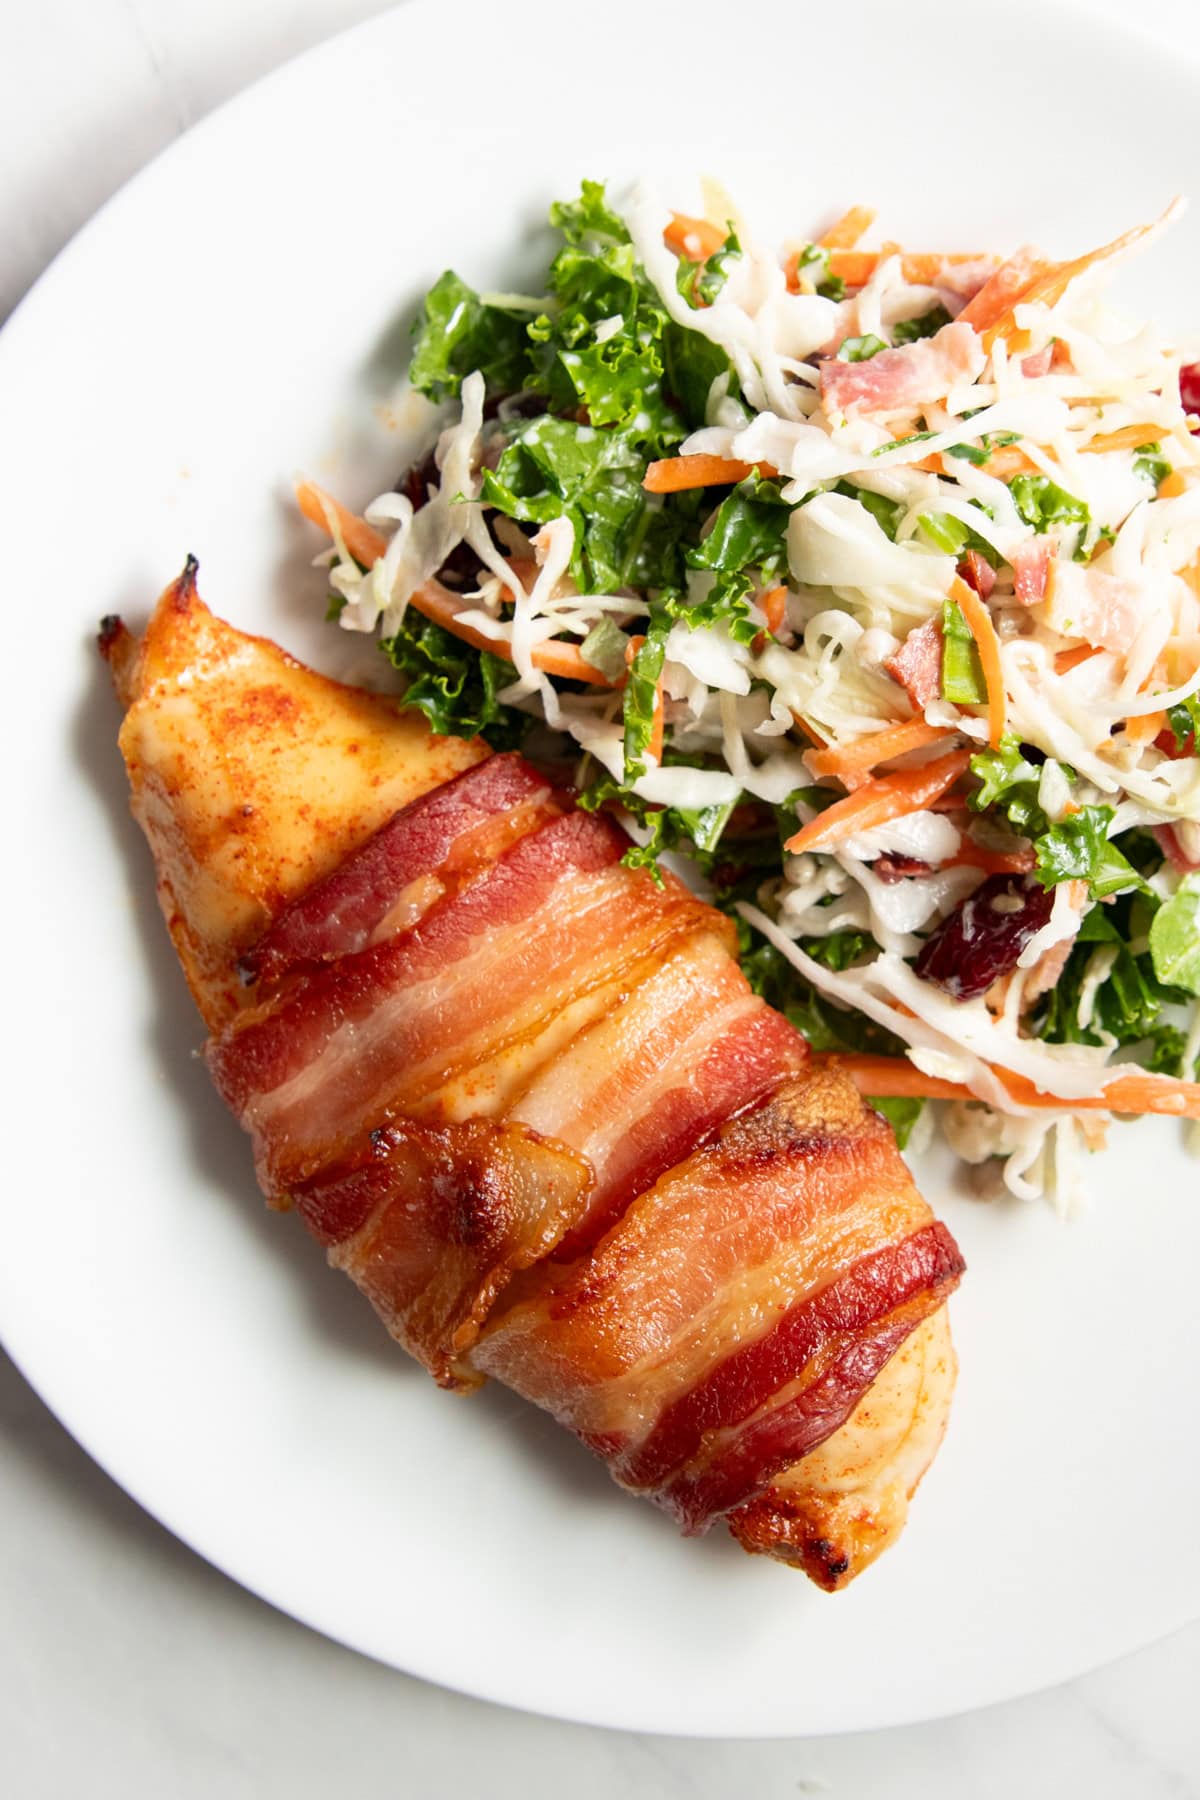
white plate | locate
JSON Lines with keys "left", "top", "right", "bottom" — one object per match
{"left": 2, "top": 0, "right": 1199, "bottom": 1739}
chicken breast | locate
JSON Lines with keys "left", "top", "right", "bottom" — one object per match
{"left": 101, "top": 563, "right": 963, "bottom": 1585}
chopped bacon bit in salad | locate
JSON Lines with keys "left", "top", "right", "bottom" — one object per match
{"left": 1011, "top": 537, "right": 1054, "bottom": 606}
{"left": 1181, "top": 362, "right": 1200, "bottom": 422}
{"left": 885, "top": 620, "right": 943, "bottom": 709}
{"left": 299, "top": 179, "right": 1200, "bottom": 1210}
{"left": 818, "top": 322, "right": 984, "bottom": 417}
{"left": 958, "top": 550, "right": 996, "bottom": 603}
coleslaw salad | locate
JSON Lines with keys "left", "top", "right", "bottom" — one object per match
{"left": 298, "top": 180, "right": 1200, "bottom": 1210}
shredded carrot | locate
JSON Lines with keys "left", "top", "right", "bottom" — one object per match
{"left": 1081, "top": 424, "right": 1164, "bottom": 455}
{"left": 649, "top": 690, "right": 665, "bottom": 762}
{"left": 296, "top": 479, "right": 616, "bottom": 687}
{"left": 663, "top": 212, "right": 727, "bottom": 261}
{"left": 825, "top": 250, "right": 987, "bottom": 289}
{"left": 804, "top": 718, "right": 954, "bottom": 783}
{"left": 957, "top": 248, "right": 1050, "bottom": 333}
{"left": 949, "top": 575, "right": 1006, "bottom": 749}
{"left": 1055, "top": 644, "right": 1100, "bottom": 675}
{"left": 819, "top": 206, "right": 877, "bottom": 252}
{"left": 642, "top": 454, "right": 774, "bottom": 493}
{"left": 297, "top": 479, "right": 388, "bottom": 567}
{"left": 978, "top": 444, "right": 1040, "bottom": 480}
{"left": 815, "top": 1053, "right": 1200, "bottom": 1120}
{"left": 757, "top": 584, "right": 788, "bottom": 642}
{"left": 983, "top": 206, "right": 1177, "bottom": 351}
{"left": 790, "top": 712, "right": 829, "bottom": 750}
{"left": 1126, "top": 709, "right": 1167, "bottom": 745}
{"left": 411, "top": 580, "right": 616, "bottom": 685}
{"left": 784, "top": 749, "right": 972, "bottom": 856}
{"left": 1159, "top": 469, "right": 1195, "bottom": 498}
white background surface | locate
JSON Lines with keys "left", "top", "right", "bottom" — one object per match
{"left": 3, "top": 1, "right": 1199, "bottom": 1792}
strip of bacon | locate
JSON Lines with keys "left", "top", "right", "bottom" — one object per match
{"left": 209, "top": 809, "right": 715, "bottom": 1188}
{"left": 294, "top": 1116, "right": 591, "bottom": 1388}
{"left": 1012, "top": 536, "right": 1054, "bottom": 606}
{"left": 727, "top": 1306, "right": 956, "bottom": 1589}
{"left": 511, "top": 931, "right": 808, "bottom": 1251}
{"left": 652, "top": 1223, "right": 964, "bottom": 1533}
{"left": 474, "top": 1070, "right": 961, "bottom": 1530}
{"left": 820, "top": 323, "right": 984, "bottom": 417}
{"left": 97, "top": 566, "right": 484, "bottom": 1030}
{"left": 240, "top": 754, "right": 561, "bottom": 986}
{"left": 105, "top": 577, "right": 967, "bottom": 1588}
{"left": 959, "top": 549, "right": 996, "bottom": 602}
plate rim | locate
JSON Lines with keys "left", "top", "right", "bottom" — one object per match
{"left": 4, "top": 0, "right": 1200, "bottom": 1739}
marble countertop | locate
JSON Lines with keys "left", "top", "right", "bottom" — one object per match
{"left": 3, "top": 3, "right": 1199, "bottom": 1792}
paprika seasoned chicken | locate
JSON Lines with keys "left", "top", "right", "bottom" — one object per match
{"left": 101, "top": 562, "right": 963, "bottom": 1589}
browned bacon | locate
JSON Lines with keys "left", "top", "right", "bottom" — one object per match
{"left": 1012, "top": 535, "right": 1054, "bottom": 605}
{"left": 885, "top": 617, "right": 943, "bottom": 709}
{"left": 210, "top": 809, "right": 717, "bottom": 1189}
{"left": 240, "top": 754, "right": 561, "bottom": 986}
{"left": 475, "top": 1071, "right": 962, "bottom": 1533}
{"left": 512, "top": 931, "right": 808, "bottom": 1250}
{"left": 294, "top": 1116, "right": 591, "bottom": 1387}
{"left": 104, "top": 574, "right": 966, "bottom": 1588}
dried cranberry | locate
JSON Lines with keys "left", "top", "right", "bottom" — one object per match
{"left": 1156, "top": 724, "right": 1195, "bottom": 759}
{"left": 913, "top": 874, "right": 1053, "bottom": 1000}
{"left": 401, "top": 448, "right": 439, "bottom": 511}
{"left": 433, "top": 539, "right": 486, "bottom": 591}
{"left": 1181, "top": 362, "right": 1200, "bottom": 426}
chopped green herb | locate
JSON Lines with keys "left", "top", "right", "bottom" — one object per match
{"left": 793, "top": 242, "right": 845, "bottom": 302}
{"left": 837, "top": 334, "right": 888, "bottom": 363}
{"left": 941, "top": 597, "right": 986, "bottom": 705}
{"left": 676, "top": 227, "right": 741, "bottom": 309}
{"left": 891, "top": 305, "right": 952, "bottom": 345}
{"left": 944, "top": 431, "right": 1021, "bottom": 467}
{"left": 622, "top": 618, "right": 669, "bottom": 779}
{"left": 1133, "top": 441, "right": 1172, "bottom": 488}
{"left": 1167, "top": 696, "right": 1200, "bottom": 751}
{"left": 872, "top": 430, "right": 938, "bottom": 457}
{"left": 1008, "top": 472, "right": 1091, "bottom": 533}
